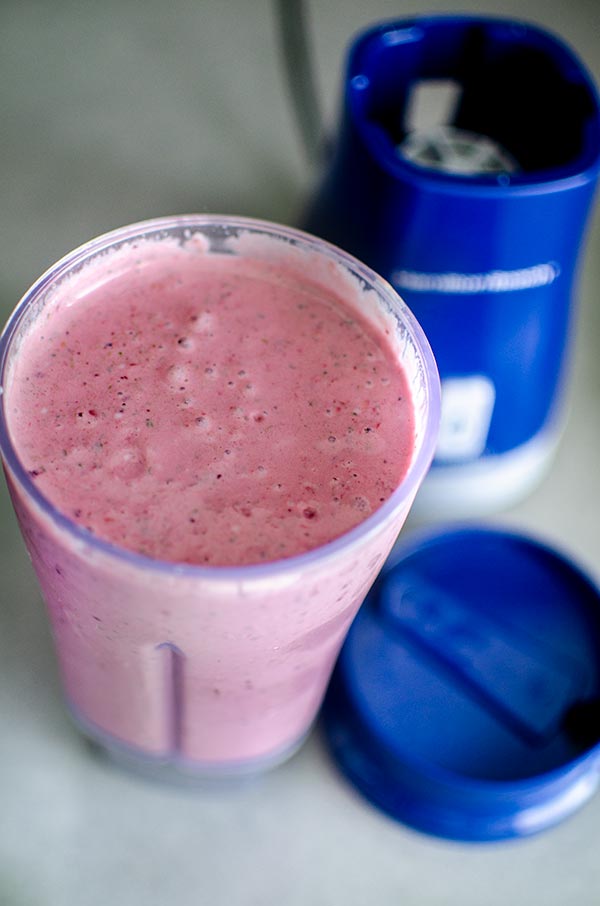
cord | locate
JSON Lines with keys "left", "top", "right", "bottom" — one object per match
{"left": 273, "top": 0, "right": 325, "bottom": 167}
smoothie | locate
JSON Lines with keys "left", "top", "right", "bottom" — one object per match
{"left": 7, "top": 240, "right": 414, "bottom": 567}
{"left": 0, "top": 217, "right": 439, "bottom": 776}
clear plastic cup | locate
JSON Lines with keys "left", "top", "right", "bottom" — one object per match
{"left": 0, "top": 216, "right": 440, "bottom": 782}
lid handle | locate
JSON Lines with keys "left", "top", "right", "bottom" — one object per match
{"left": 380, "top": 573, "right": 590, "bottom": 746}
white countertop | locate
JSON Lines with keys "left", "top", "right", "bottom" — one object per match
{"left": 1, "top": 2, "right": 599, "bottom": 903}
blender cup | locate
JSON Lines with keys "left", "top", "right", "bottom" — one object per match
{"left": 0, "top": 216, "right": 440, "bottom": 781}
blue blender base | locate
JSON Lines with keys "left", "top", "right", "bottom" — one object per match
{"left": 303, "top": 15, "right": 600, "bottom": 517}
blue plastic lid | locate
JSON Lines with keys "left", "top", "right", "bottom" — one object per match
{"left": 323, "top": 526, "right": 600, "bottom": 841}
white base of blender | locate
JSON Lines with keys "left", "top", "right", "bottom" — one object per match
{"left": 412, "top": 428, "right": 560, "bottom": 520}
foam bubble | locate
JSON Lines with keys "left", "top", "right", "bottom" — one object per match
{"left": 108, "top": 445, "right": 147, "bottom": 480}
{"left": 64, "top": 445, "right": 96, "bottom": 473}
{"left": 191, "top": 311, "right": 215, "bottom": 334}
{"left": 166, "top": 363, "right": 191, "bottom": 390}
{"left": 352, "top": 496, "right": 371, "bottom": 513}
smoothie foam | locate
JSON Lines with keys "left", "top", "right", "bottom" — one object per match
{"left": 6, "top": 237, "right": 414, "bottom": 566}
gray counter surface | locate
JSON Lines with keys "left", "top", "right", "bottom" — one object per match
{"left": 1, "top": 2, "right": 599, "bottom": 903}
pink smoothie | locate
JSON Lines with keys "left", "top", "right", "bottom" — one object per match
{"left": 1, "top": 220, "right": 433, "bottom": 773}
{"left": 8, "top": 241, "right": 413, "bottom": 565}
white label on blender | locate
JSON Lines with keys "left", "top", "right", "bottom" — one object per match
{"left": 436, "top": 376, "right": 496, "bottom": 461}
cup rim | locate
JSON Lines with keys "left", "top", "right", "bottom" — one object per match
{"left": 0, "top": 214, "right": 441, "bottom": 580}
